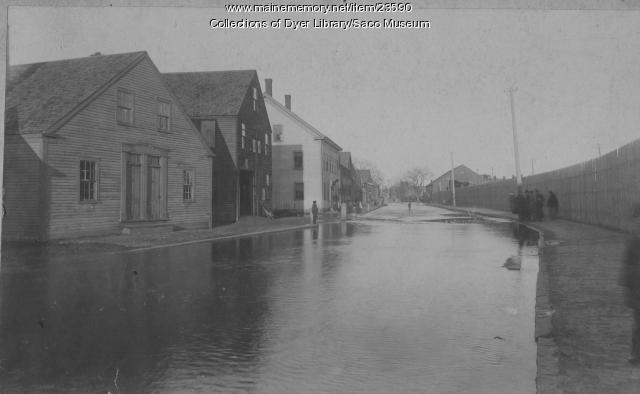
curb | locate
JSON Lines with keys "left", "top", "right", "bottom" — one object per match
{"left": 124, "top": 223, "right": 319, "bottom": 253}
{"left": 428, "top": 204, "right": 561, "bottom": 393}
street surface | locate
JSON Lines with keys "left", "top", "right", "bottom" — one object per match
{"left": 1, "top": 203, "right": 539, "bottom": 393}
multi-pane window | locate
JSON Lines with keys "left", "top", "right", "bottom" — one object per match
{"left": 117, "top": 90, "right": 133, "bottom": 124}
{"left": 294, "top": 151, "right": 303, "bottom": 169}
{"left": 265, "top": 134, "right": 270, "bottom": 155}
{"left": 80, "top": 160, "right": 97, "bottom": 201}
{"left": 201, "top": 120, "right": 216, "bottom": 149}
{"left": 264, "top": 173, "right": 271, "bottom": 199}
{"left": 273, "top": 124, "right": 283, "bottom": 142}
{"left": 257, "top": 140, "right": 262, "bottom": 154}
{"left": 157, "top": 100, "right": 171, "bottom": 131}
{"left": 294, "top": 182, "right": 304, "bottom": 200}
{"left": 253, "top": 87, "right": 258, "bottom": 112}
{"left": 241, "top": 123, "right": 247, "bottom": 150}
{"left": 183, "top": 169, "right": 194, "bottom": 201}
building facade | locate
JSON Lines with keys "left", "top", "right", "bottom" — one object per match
{"left": 3, "top": 52, "right": 213, "bottom": 240}
{"left": 164, "top": 70, "right": 272, "bottom": 223}
{"left": 263, "top": 80, "right": 342, "bottom": 214}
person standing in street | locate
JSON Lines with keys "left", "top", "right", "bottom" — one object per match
{"left": 547, "top": 190, "right": 559, "bottom": 220}
{"left": 408, "top": 201, "right": 413, "bottom": 216}
{"left": 311, "top": 201, "right": 319, "bottom": 224}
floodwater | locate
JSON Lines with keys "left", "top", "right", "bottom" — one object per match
{"left": 0, "top": 205, "right": 539, "bottom": 393}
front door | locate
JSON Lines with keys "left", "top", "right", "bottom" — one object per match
{"left": 239, "top": 171, "right": 254, "bottom": 216}
{"left": 146, "top": 155, "right": 163, "bottom": 220}
{"left": 125, "top": 152, "right": 165, "bottom": 221}
{"left": 125, "top": 153, "right": 142, "bottom": 220}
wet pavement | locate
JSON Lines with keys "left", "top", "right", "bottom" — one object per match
{"left": 439, "top": 204, "right": 640, "bottom": 393}
{"left": 1, "top": 204, "right": 540, "bottom": 393}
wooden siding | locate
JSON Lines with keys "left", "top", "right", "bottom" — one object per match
{"left": 431, "top": 138, "right": 640, "bottom": 233}
{"left": 236, "top": 75, "right": 272, "bottom": 216}
{"left": 265, "top": 99, "right": 323, "bottom": 213}
{"left": 44, "top": 57, "right": 211, "bottom": 239}
{"left": 2, "top": 134, "right": 44, "bottom": 240}
{"left": 272, "top": 145, "right": 304, "bottom": 211}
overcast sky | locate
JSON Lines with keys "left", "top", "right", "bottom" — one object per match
{"left": 9, "top": 5, "right": 640, "bottom": 182}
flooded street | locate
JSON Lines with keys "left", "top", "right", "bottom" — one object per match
{"left": 0, "top": 204, "right": 539, "bottom": 393}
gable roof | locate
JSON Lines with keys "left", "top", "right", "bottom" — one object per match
{"left": 263, "top": 94, "right": 342, "bottom": 151}
{"left": 6, "top": 51, "right": 147, "bottom": 134}
{"left": 162, "top": 70, "right": 256, "bottom": 117}
{"left": 357, "top": 169, "right": 374, "bottom": 184}
{"left": 429, "top": 165, "right": 482, "bottom": 185}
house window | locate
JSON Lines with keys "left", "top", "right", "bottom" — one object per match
{"left": 252, "top": 138, "right": 257, "bottom": 152}
{"left": 157, "top": 100, "right": 171, "bottom": 131}
{"left": 294, "top": 151, "right": 303, "bottom": 169}
{"left": 257, "top": 139, "right": 262, "bottom": 154}
{"left": 273, "top": 124, "right": 283, "bottom": 142}
{"left": 117, "top": 89, "right": 133, "bottom": 125}
{"left": 253, "top": 87, "right": 258, "bottom": 112}
{"left": 183, "top": 169, "right": 195, "bottom": 201}
{"left": 265, "top": 134, "right": 270, "bottom": 155}
{"left": 79, "top": 160, "right": 98, "bottom": 201}
{"left": 201, "top": 120, "right": 216, "bottom": 149}
{"left": 294, "top": 182, "right": 304, "bottom": 200}
{"left": 241, "top": 123, "right": 247, "bottom": 150}
{"left": 265, "top": 173, "right": 271, "bottom": 199}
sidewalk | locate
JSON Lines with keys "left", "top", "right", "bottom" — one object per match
{"left": 2, "top": 215, "right": 327, "bottom": 262}
{"left": 444, "top": 205, "right": 640, "bottom": 393}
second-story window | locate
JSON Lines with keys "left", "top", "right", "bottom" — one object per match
{"left": 294, "top": 151, "right": 303, "bottom": 169}
{"left": 258, "top": 139, "right": 262, "bottom": 154}
{"left": 241, "top": 123, "right": 247, "bottom": 150}
{"left": 252, "top": 87, "right": 258, "bottom": 112}
{"left": 117, "top": 89, "right": 133, "bottom": 125}
{"left": 157, "top": 100, "right": 171, "bottom": 132}
{"left": 265, "top": 134, "right": 270, "bottom": 155}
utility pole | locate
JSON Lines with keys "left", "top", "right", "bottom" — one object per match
{"left": 597, "top": 143, "right": 602, "bottom": 158}
{"left": 507, "top": 87, "right": 522, "bottom": 187}
{"left": 451, "top": 152, "right": 456, "bottom": 207}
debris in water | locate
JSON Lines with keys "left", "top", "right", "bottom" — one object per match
{"left": 503, "top": 255, "right": 522, "bottom": 270}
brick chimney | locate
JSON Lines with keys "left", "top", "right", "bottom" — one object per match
{"left": 264, "top": 78, "right": 272, "bottom": 96}
{"left": 285, "top": 94, "right": 291, "bottom": 110}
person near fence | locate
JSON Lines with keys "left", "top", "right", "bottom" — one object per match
{"left": 514, "top": 189, "right": 527, "bottom": 221}
{"left": 547, "top": 190, "right": 559, "bottom": 220}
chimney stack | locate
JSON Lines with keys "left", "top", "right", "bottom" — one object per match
{"left": 265, "top": 78, "right": 272, "bottom": 96}
{"left": 285, "top": 94, "right": 291, "bottom": 110}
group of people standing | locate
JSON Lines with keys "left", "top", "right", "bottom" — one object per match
{"left": 513, "top": 188, "right": 559, "bottom": 222}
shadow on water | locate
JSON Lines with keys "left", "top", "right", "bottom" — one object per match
{"left": 0, "top": 220, "right": 538, "bottom": 393}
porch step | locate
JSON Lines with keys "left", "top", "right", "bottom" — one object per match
{"left": 120, "top": 221, "right": 175, "bottom": 235}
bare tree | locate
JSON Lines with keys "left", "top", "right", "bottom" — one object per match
{"left": 353, "top": 158, "right": 386, "bottom": 186}
{"left": 403, "top": 166, "right": 432, "bottom": 200}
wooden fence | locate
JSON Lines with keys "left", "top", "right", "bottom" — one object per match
{"left": 431, "top": 138, "right": 640, "bottom": 232}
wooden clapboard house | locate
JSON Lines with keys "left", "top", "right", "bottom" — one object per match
{"left": 3, "top": 51, "right": 214, "bottom": 240}
{"left": 163, "top": 70, "right": 272, "bottom": 223}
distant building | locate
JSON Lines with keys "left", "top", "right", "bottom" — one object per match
{"left": 164, "top": 70, "right": 272, "bottom": 223}
{"left": 263, "top": 79, "right": 342, "bottom": 213}
{"left": 339, "top": 152, "right": 359, "bottom": 207}
{"left": 357, "top": 169, "right": 381, "bottom": 209}
{"left": 425, "top": 164, "right": 487, "bottom": 200}
{"left": 4, "top": 52, "right": 214, "bottom": 240}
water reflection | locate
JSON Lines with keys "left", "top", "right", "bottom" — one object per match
{"left": 1, "top": 221, "right": 538, "bottom": 393}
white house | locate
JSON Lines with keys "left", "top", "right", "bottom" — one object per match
{"left": 263, "top": 79, "right": 342, "bottom": 214}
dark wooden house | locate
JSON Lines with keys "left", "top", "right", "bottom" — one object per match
{"left": 3, "top": 52, "right": 214, "bottom": 240}
{"left": 163, "top": 70, "right": 272, "bottom": 223}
